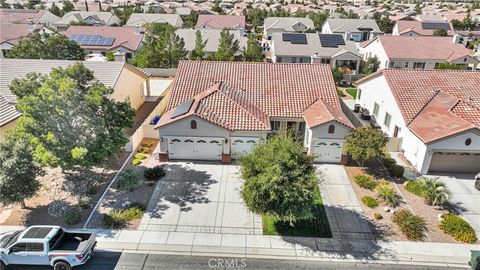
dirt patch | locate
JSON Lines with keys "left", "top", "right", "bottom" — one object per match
{"left": 87, "top": 139, "right": 160, "bottom": 230}
{"left": 345, "top": 165, "right": 464, "bottom": 243}
{"left": 0, "top": 151, "right": 130, "bottom": 228}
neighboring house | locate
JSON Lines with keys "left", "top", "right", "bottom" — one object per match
{"left": 360, "top": 35, "right": 478, "bottom": 70}
{"left": 271, "top": 32, "right": 362, "bottom": 74}
{"left": 63, "top": 26, "right": 145, "bottom": 60}
{"left": 55, "top": 11, "right": 122, "bottom": 31}
{"left": 155, "top": 61, "right": 353, "bottom": 163}
{"left": 1, "top": 23, "right": 35, "bottom": 58}
{"left": 263, "top": 17, "right": 315, "bottom": 40}
{"left": 125, "top": 13, "right": 183, "bottom": 28}
{"left": 0, "top": 9, "right": 60, "bottom": 26}
{"left": 321, "top": 19, "right": 383, "bottom": 42}
{"left": 195, "top": 15, "right": 246, "bottom": 36}
{"left": 356, "top": 69, "right": 480, "bottom": 174}
{"left": 176, "top": 29, "right": 246, "bottom": 58}
{"left": 0, "top": 59, "right": 151, "bottom": 142}
{"left": 392, "top": 20, "right": 454, "bottom": 36}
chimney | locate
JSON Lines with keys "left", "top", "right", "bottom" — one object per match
{"left": 114, "top": 50, "right": 126, "bottom": 62}
{"left": 135, "top": 24, "right": 141, "bottom": 35}
{"left": 452, "top": 34, "right": 461, "bottom": 44}
{"left": 28, "top": 22, "right": 36, "bottom": 32}
{"left": 345, "top": 30, "right": 351, "bottom": 41}
{"left": 311, "top": 52, "right": 321, "bottom": 64}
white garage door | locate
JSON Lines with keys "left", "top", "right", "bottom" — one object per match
{"left": 428, "top": 152, "right": 480, "bottom": 173}
{"left": 313, "top": 139, "right": 344, "bottom": 163}
{"left": 168, "top": 137, "right": 223, "bottom": 161}
{"left": 231, "top": 137, "right": 260, "bottom": 159}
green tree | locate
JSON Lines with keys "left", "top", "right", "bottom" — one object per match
{"left": 212, "top": 0, "right": 222, "bottom": 13}
{"left": 345, "top": 127, "right": 388, "bottom": 166}
{"left": 13, "top": 3, "right": 24, "bottom": 9}
{"left": 419, "top": 177, "right": 449, "bottom": 206}
{"left": 7, "top": 33, "right": 85, "bottom": 60}
{"left": 451, "top": 19, "right": 463, "bottom": 30}
{"left": 243, "top": 34, "right": 262, "bottom": 62}
{"left": 0, "top": 131, "right": 42, "bottom": 208}
{"left": 131, "top": 23, "right": 187, "bottom": 68}
{"left": 462, "top": 12, "right": 474, "bottom": 30}
{"left": 433, "top": 28, "right": 448, "bottom": 36}
{"left": 434, "top": 63, "right": 463, "bottom": 70}
{"left": 11, "top": 63, "right": 135, "bottom": 170}
{"left": 189, "top": 30, "right": 207, "bottom": 60}
{"left": 210, "top": 29, "right": 239, "bottom": 61}
{"left": 372, "top": 12, "right": 394, "bottom": 33}
{"left": 62, "top": 0, "right": 74, "bottom": 14}
{"left": 106, "top": 51, "right": 115, "bottom": 61}
{"left": 1, "top": 1, "right": 11, "bottom": 8}
{"left": 414, "top": 2, "right": 422, "bottom": 14}
{"left": 309, "top": 11, "right": 329, "bottom": 31}
{"left": 362, "top": 56, "right": 380, "bottom": 74}
{"left": 184, "top": 11, "right": 198, "bottom": 28}
{"left": 331, "top": 68, "right": 343, "bottom": 84}
{"left": 239, "top": 135, "right": 320, "bottom": 224}
{"left": 49, "top": 2, "right": 62, "bottom": 16}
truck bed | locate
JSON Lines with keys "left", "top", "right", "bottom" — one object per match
{"left": 51, "top": 232, "right": 93, "bottom": 252}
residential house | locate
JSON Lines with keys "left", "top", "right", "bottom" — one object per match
{"left": 125, "top": 13, "right": 183, "bottom": 28}
{"left": 321, "top": 19, "right": 383, "bottom": 42}
{"left": 55, "top": 11, "right": 122, "bottom": 31}
{"left": 155, "top": 61, "right": 353, "bottom": 163}
{"left": 270, "top": 33, "right": 362, "bottom": 74}
{"left": 176, "top": 29, "right": 247, "bottom": 58}
{"left": 0, "top": 59, "right": 151, "bottom": 142}
{"left": 0, "top": 9, "right": 60, "bottom": 27}
{"left": 263, "top": 17, "right": 314, "bottom": 40}
{"left": 195, "top": 15, "right": 246, "bottom": 36}
{"left": 63, "top": 26, "right": 145, "bottom": 60}
{"left": 360, "top": 35, "right": 478, "bottom": 70}
{"left": 355, "top": 69, "right": 480, "bottom": 174}
{"left": 0, "top": 23, "right": 51, "bottom": 58}
{"left": 392, "top": 20, "right": 454, "bottom": 36}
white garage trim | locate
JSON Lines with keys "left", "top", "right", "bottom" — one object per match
{"left": 313, "top": 138, "right": 344, "bottom": 163}
{"left": 166, "top": 136, "right": 224, "bottom": 161}
{"left": 231, "top": 137, "right": 260, "bottom": 159}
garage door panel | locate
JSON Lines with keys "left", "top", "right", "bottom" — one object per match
{"left": 231, "top": 137, "right": 260, "bottom": 159}
{"left": 313, "top": 139, "right": 344, "bottom": 163}
{"left": 429, "top": 152, "right": 480, "bottom": 173}
{"left": 168, "top": 137, "right": 223, "bottom": 161}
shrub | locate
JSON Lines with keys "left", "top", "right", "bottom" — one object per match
{"left": 115, "top": 169, "right": 141, "bottom": 191}
{"left": 86, "top": 185, "right": 98, "bottom": 195}
{"left": 137, "top": 146, "right": 150, "bottom": 154}
{"left": 361, "top": 196, "right": 379, "bottom": 208}
{"left": 144, "top": 166, "right": 166, "bottom": 181}
{"left": 405, "top": 180, "right": 426, "bottom": 197}
{"left": 78, "top": 196, "right": 92, "bottom": 209}
{"left": 64, "top": 207, "right": 81, "bottom": 225}
{"left": 103, "top": 203, "right": 145, "bottom": 229}
{"left": 439, "top": 214, "right": 477, "bottom": 243}
{"left": 142, "top": 142, "right": 154, "bottom": 148}
{"left": 382, "top": 157, "right": 396, "bottom": 167}
{"left": 376, "top": 183, "right": 400, "bottom": 207}
{"left": 134, "top": 153, "right": 147, "bottom": 160}
{"left": 421, "top": 177, "right": 448, "bottom": 206}
{"left": 337, "top": 89, "right": 346, "bottom": 97}
{"left": 354, "top": 174, "right": 377, "bottom": 190}
{"left": 373, "top": 213, "right": 383, "bottom": 219}
{"left": 392, "top": 209, "right": 427, "bottom": 241}
{"left": 387, "top": 164, "right": 404, "bottom": 178}
{"left": 132, "top": 159, "right": 142, "bottom": 166}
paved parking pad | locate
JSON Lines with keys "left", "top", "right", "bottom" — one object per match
{"left": 140, "top": 163, "right": 262, "bottom": 235}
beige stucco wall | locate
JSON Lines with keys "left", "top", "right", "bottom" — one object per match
{"left": 0, "top": 119, "right": 17, "bottom": 142}
{"left": 111, "top": 68, "right": 146, "bottom": 110}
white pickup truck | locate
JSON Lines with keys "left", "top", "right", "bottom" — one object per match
{"left": 0, "top": 225, "right": 96, "bottom": 270}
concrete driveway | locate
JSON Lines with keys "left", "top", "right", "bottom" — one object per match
{"left": 139, "top": 163, "right": 262, "bottom": 235}
{"left": 428, "top": 174, "right": 480, "bottom": 235}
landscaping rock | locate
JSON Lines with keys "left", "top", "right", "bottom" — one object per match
{"left": 384, "top": 207, "right": 390, "bottom": 212}
{"left": 438, "top": 213, "right": 444, "bottom": 222}
{"left": 48, "top": 200, "right": 69, "bottom": 218}
{"left": 63, "top": 180, "right": 75, "bottom": 192}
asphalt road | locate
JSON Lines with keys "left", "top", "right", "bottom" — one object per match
{"left": 6, "top": 251, "right": 465, "bottom": 270}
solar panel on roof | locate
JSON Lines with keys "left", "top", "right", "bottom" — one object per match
{"left": 171, "top": 99, "right": 194, "bottom": 118}
{"left": 69, "top": 34, "right": 115, "bottom": 46}
{"left": 282, "top": 33, "right": 307, "bottom": 44}
{"left": 319, "top": 34, "right": 346, "bottom": 48}
{"left": 421, "top": 22, "right": 451, "bottom": 30}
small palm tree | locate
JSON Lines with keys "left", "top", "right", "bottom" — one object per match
{"left": 420, "top": 177, "right": 449, "bottom": 206}
{"left": 376, "top": 184, "right": 400, "bottom": 207}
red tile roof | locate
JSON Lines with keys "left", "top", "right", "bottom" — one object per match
{"left": 62, "top": 26, "right": 144, "bottom": 51}
{"left": 196, "top": 15, "right": 245, "bottom": 29}
{"left": 158, "top": 61, "right": 352, "bottom": 131}
{"left": 373, "top": 35, "right": 475, "bottom": 61}
{"left": 0, "top": 9, "right": 46, "bottom": 23}
{"left": 362, "top": 69, "right": 480, "bottom": 143}
{"left": 0, "top": 23, "right": 33, "bottom": 45}
{"left": 396, "top": 20, "right": 454, "bottom": 36}
{"left": 304, "top": 99, "right": 354, "bottom": 128}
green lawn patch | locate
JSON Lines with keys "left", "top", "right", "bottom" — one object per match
{"left": 262, "top": 192, "right": 332, "bottom": 237}
{"left": 346, "top": 88, "right": 357, "bottom": 98}
{"left": 405, "top": 180, "right": 427, "bottom": 197}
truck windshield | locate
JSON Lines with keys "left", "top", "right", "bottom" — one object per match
{"left": 48, "top": 228, "right": 64, "bottom": 251}
{"left": 0, "top": 231, "right": 21, "bottom": 248}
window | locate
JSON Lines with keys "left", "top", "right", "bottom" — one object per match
{"left": 389, "top": 61, "right": 395, "bottom": 68}
{"left": 10, "top": 243, "right": 27, "bottom": 252}
{"left": 321, "top": 58, "right": 331, "bottom": 64}
{"left": 270, "top": 121, "right": 281, "bottom": 131}
{"left": 404, "top": 62, "right": 409, "bottom": 68}
{"left": 373, "top": 102, "right": 380, "bottom": 117}
{"left": 328, "top": 125, "right": 335, "bottom": 134}
{"left": 384, "top": 112, "right": 392, "bottom": 128}
{"left": 190, "top": 120, "right": 197, "bottom": 129}
{"left": 413, "top": 62, "right": 425, "bottom": 69}
{"left": 27, "top": 243, "right": 44, "bottom": 252}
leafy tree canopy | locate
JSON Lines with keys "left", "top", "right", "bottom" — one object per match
{"left": 11, "top": 63, "right": 135, "bottom": 170}
{"left": 210, "top": 29, "right": 239, "bottom": 61}
{"left": 362, "top": 56, "right": 380, "bottom": 75}
{"left": 189, "top": 30, "right": 207, "bottom": 61}
{"left": 7, "top": 33, "right": 85, "bottom": 60}
{"left": 243, "top": 34, "right": 263, "bottom": 62}
{"left": 433, "top": 28, "right": 448, "bottom": 36}
{"left": 345, "top": 127, "right": 388, "bottom": 166}
{"left": 240, "top": 135, "right": 320, "bottom": 224}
